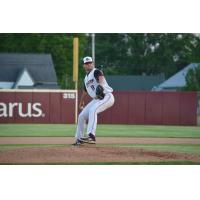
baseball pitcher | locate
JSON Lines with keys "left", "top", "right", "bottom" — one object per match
{"left": 73, "top": 56, "right": 115, "bottom": 146}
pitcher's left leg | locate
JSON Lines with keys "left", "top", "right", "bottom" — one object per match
{"left": 87, "top": 93, "right": 115, "bottom": 137}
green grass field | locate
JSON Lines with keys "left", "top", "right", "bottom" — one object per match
{"left": 0, "top": 124, "right": 200, "bottom": 137}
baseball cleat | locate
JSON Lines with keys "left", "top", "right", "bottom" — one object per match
{"left": 80, "top": 133, "right": 96, "bottom": 144}
{"left": 72, "top": 139, "right": 84, "bottom": 146}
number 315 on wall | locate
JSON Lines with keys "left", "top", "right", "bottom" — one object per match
{"left": 63, "top": 93, "right": 76, "bottom": 99}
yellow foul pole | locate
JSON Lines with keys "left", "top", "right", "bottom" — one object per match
{"left": 73, "top": 37, "right": 79, "bottom": 124}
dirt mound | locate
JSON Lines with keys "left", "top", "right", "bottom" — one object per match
{"left": 0, "top": 146, "right": 200, "bottom": 164}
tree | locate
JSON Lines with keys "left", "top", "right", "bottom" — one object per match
{"left": 1, "top": 33, "right": 200, "bottom": 89}
{"left": 184, "top": 64, "right": 200, "bottom": 91}
{"left": 0, "top": 33, "right": 87, "bottom": 89}
{"left": 86, "top": 33, "right": 200, "bottom": 78}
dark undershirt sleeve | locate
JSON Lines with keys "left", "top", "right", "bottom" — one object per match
{"left": 94, "top": 69, "right": 104, "bottom": 82}
{"left": 83, "top": 83, "right": 87, "bottom": 92}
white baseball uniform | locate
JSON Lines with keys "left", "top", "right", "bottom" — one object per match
{"left": 75, "top": 68, "right": 114, "bottom": 139}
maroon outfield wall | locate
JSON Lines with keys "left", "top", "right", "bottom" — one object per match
{"left": 0, "top": 90, "right": 197, "bottom": 125}
{"left": 0, "top": 90, "right": 76, "bottom": 124}
{"left": 81, "top": 91, "right": 197, "bottom": 125}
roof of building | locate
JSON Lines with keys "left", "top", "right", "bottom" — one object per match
{"left": 0, "top": 53, "right": 58, "bottom": 84}
{"left": 106, "top": 74, "right": 165, "bottom": 91}
{"left": 18, "top": 83, "right": 59, "bottom": 89}
{"left": 156, "top": 63, "right": 199, "bottom": 89}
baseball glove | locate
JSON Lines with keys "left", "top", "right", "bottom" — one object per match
{"left": 96, "top": 85, "right": 105, "bottom": 100}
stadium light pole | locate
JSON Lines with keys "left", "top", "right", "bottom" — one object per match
{"left": 91, "top": 33, "right": 95, "bottom": 66}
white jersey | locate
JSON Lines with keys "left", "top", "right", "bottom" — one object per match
{"left": 84, "top": 68, "right": 113, "bottom": 99}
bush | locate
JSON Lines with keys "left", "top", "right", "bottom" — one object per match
{"left": 184, "top": 64, "right": 200, "bottom": 91}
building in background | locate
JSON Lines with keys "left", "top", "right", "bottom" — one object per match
{"left": 106, "top": 74, "right": 165, "bottom": 91}
{"left": 152, "top": 63, "right": 199, "bottom": 91}
{"left": 0, "top": 53, "right": 59, "bottom": 89}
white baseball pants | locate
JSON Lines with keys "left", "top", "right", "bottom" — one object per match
{"left": 75, "top": 93, "right": 115, "bottom": 139}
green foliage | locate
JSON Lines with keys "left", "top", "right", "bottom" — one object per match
{"left": 0, "top": 33, "right": 200, "bottom": 89}
{"left": 88, "top": 33, "right": 200, "bottom": 78}
{"left": 0, "top": 33, "right": 87, "bottom": 89}
{"left": 184, "top": 64, "right": 200, "bottom": 91}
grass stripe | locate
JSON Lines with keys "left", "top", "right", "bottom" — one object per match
{"left": 0, "top": 124, "right": 200, "bottom": 137}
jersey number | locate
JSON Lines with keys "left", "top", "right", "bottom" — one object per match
{"left": 90, "top": 85, "right": 95, "bottom": 91}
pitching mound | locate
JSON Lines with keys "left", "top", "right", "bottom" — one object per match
{"left": 0, "top": 146, "right": 200, "bottom": 164}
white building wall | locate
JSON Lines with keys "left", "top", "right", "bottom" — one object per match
{"left": 14, "top": 70, "right": 34, "bottom": 88}
{"left": 0, "top": 82, "right": 14, "bottom": 89}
